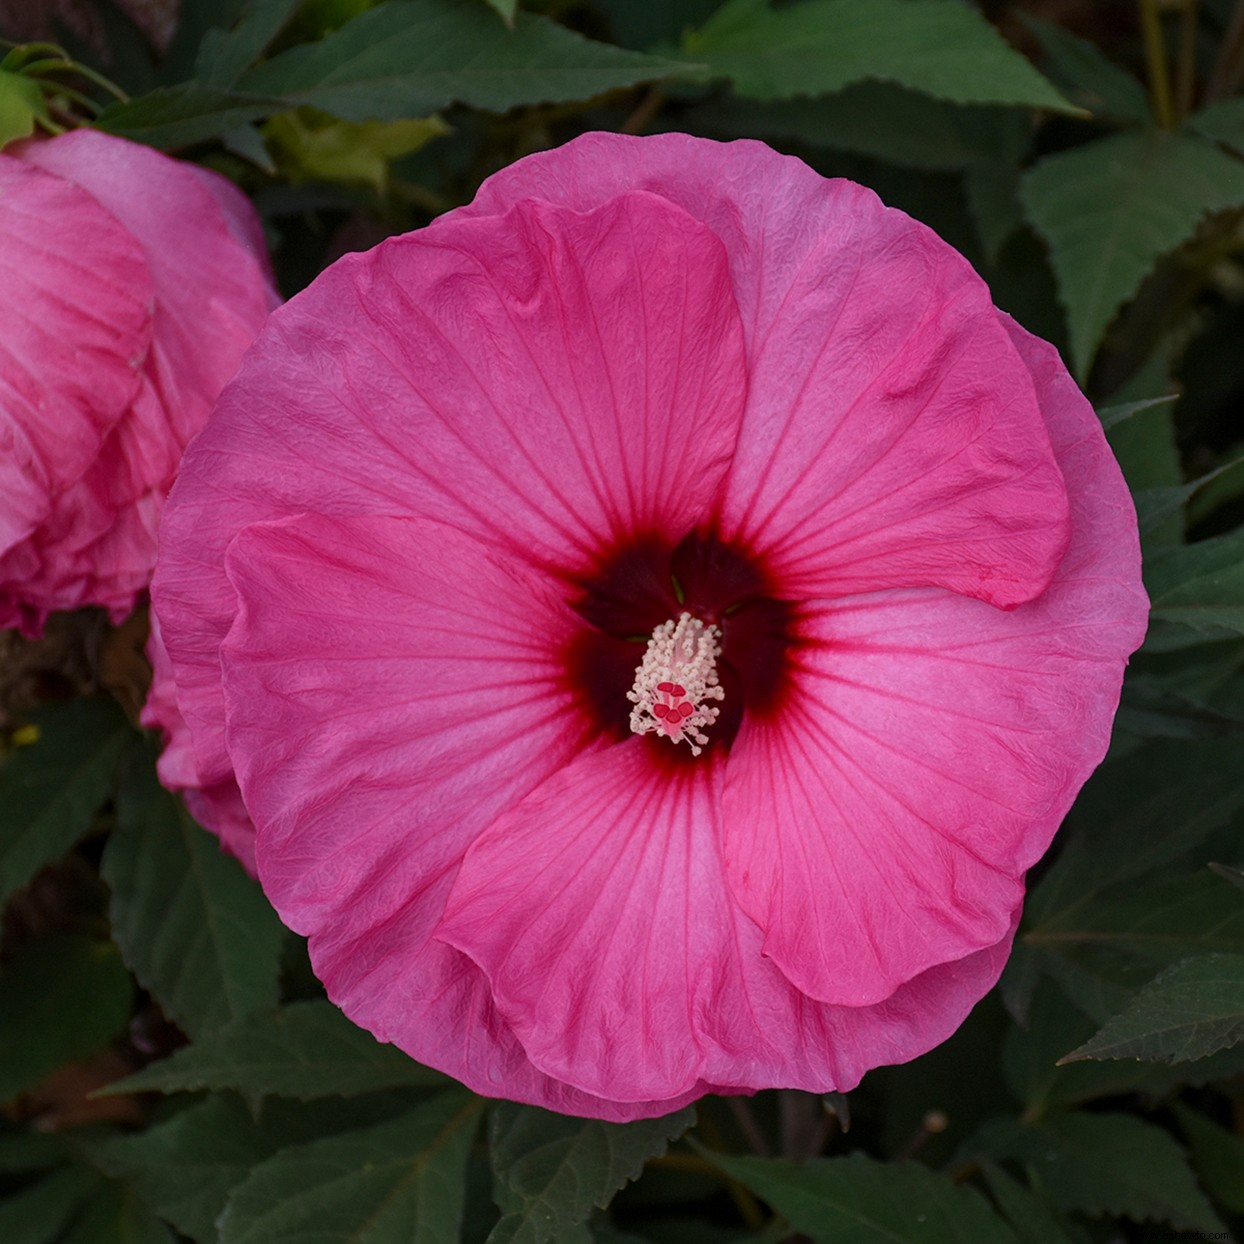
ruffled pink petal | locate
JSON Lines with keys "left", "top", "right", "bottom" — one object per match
{"left": 216, "top": 508, "right": 710, "bottom": 1117}
{"left": 719, "top": 314, "right": 1147, "bottom": 1007}
{"left": 438, "top": 739, "right": 1018, "bottom": 1101}
{"left": 143, "top": 614, "right": 257, "bottom": 876}
{"left": 463, "top": 131, "right": 1071, "bottom": 609}
{"left": 9, "top": 132, "right": 278, "bottom": 625}
{"left": 155, "top": 189, "right": 745, "bottom": 792}
{"left": 18, "top": 131, "right": 280, "bottom": 454}
{"left": 0, "top": 155, "right": 153, "bottom": 630}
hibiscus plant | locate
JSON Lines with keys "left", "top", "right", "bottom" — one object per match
{"left": 2, "top": 1, "right": 1244, "bottom": 1242}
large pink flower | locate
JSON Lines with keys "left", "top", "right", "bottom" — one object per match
{"left": 0, "top": 129, "right": 279, "bottom": 635}
{"left": 153, "top": 133, "right": 1147, "bottom": 1120}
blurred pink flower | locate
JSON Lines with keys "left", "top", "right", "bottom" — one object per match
{"left": 153, "top": 133, "right": 1147, "bottom": 1120}
{"left": 0, "top": 129, "right": 279, "bottom": 635}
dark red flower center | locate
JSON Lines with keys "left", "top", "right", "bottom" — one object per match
{"left": 563, "top": 529, "right": 797, "bottom": 754}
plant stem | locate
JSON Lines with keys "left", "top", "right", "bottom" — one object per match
{"left": 1141, "top": 0, "right": 1177, "bottom": 129}
{"left": 1176, "top": 0, "right": 1199, "bottom": 118}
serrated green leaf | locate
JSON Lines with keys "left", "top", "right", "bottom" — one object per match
{"left": 1026, "top": 739, "right": 1244, "bottom": 925}
{"left": 101, "top": 743, "right": 284, "bottom": 1038}
{"left": 683, "top": 0, "right": 1073, "bottom": 111}
{"left": 1174, "top": 1103, "right": 1244, "bottom": 1214}
{"left": 1021, "top": 130, "right": 1244, "bottom": 378}
{"left": 94, "top": 1094, "right": 419, "bottom": 1244}
{"left": 0, "top": 934, "right": 132, "bottom": 1105}
{"left": 1095, "top": 393, "right": 1178, "bottom": 431}
{"left": 978, "top": 1163, "right": 1089, "bottom": 1244}
{"left": 96, "top": 84, "right": 279, "bottom": 148}
{"left": 60, "top": 1177, "right": 177, "bottom": 1244}
{"left": 0, "top": 1165, "right": 97, "bottom": 1244}
{"left": 102, "top": 999, "right": 447, "bottom": 1100}
{"left": 218, "top": 1091, "right": 482, "bottom": 1244}
{"left": 701, "top": 1149, "right": 1021, "bottom": 1244}
{"left": 196, "top": 0, "right": 304, "bottom": 87}
{"left": 482, "top": 0, "right": 518, "bottom": 25}
{"left": 238, "top": 0, "right": 693, "bottom": 122}
{"left": 1114, "top": 685, "right": 1244, "bottom": 739}
{"left": 597, "top": 0, "right": 723, "bottom": 51}
{"left": 1060, "top": 953, "right": 1244, "bottom": 1064}
{"left": 1144, "top": 528, "right": 1244, "bottom": 646}
{"left": 1210, "top": 862, "right": 1244, "bottom": 892}
{"left": 0, "top": 698, "right": 131, "bottom": 908}
{"left": 685, "top": 84, "right": 1030, "bottom": 172}
{"left": 1001, "top": 976, "right": 1244, "bottom": 1116}
{"left": 964, "top": 161, "right": 1025, "bottom": 261}
{"left": 489, "top": 1104, "right": 695, "bottom": 1244}
{"left": 1189, "top": 96, "right": 1244, "bottom": 158}
{"left": 1021, "top": 14, "right": 1151, "bottom": 122}
{"left": 97, "top": 1097, "right": 289, "bottom": 1244}
{"left": 162, "top": 0, "right": 247, "bottom": 83}
{"left": 1027, "top": 871, "right": 1244, "bottom": 1022}
{"left": 968, "top": 1113, "right": 1221, "bottom": 1231}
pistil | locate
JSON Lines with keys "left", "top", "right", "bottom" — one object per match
{"left": 627, "top": 612, "right": 724, "bottom": 756}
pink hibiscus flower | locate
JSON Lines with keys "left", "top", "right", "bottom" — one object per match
{"left": 0, "top": 129, "right": 279, "bottom": 635}
{"left": 153, "top": 133, "right": 1147, "bottom": 1120}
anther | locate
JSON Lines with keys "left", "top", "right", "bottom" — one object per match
{"left": 627, "top": 613, "right": 724, "bottom": 756}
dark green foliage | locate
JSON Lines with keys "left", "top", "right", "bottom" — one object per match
{"left": 0, "top": 698, "right": 132, "bottom": 907}
{"left": 101, "top": 743, "right": 285, "bottom": 1038}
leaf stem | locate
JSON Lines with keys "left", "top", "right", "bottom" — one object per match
{"left": 1140, "top": 0, "right": 1177, "bottom": 129}
{"left": 1175, "top": 0, "right": 1199, "bottom": 118}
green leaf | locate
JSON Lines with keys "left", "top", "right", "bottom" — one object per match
{"left": 964, "top": 161, "right": 1025, "bottom": 262}
{"left": 101, "top": 743, "right": 284, "bottom": 1038}
{"left": 1174, "top": 1103, "right": 1244, "bottom": 1214}
{"left": 1189, "top": 96, "right": 1244, "bottom": 158}
{"left": 196, "top": 0, "right": 305, "bottom": 87}
{"left": 682, "top": 0, "right": 1073, "bottom": 111}
{"left": 217, "top": 1091, "right": 483, "bottom": 1244}
{"left": 0, "top": 934, "right": 132, "bottom": 1104}
{"left": 968, "top": 1112, "right": 1222, "bottom": 1231}
{"left": 0, "top": 698, "right": 131, "bottom": 908}
{"left": 488, "top": 1105, "right": 695, "bottom": 1244}
{"left": 701, "top": 1149, "right": 1021, "bottom": 1244}
{"left": 94, "top": 1093, "right": 419, "bottom": 1244}
{"left": 102, "top": 999, "right": 448, "bottom": 1100}
{"left": 686, "top": 84, "right": 1030, "bottom": 172}
{"left": 1095, "top": 393, "right": 1178, "bottom": 432}
{"left": 97, "top": 1097, "right": 288, "bottom": 1244}
{"left": 0, "top": 69, "right": 48, "bottom": 147}
{"left": 977, "top": 1164, "right": 1089, "bottom": 1244}
{"left": 60, "top": 1177, "right": 177, "bottom": 1244}
{"left": 1021, "top": 129, "right": 1244, "bottom": 378}
{"left": 597, "top": 0, "right": 723, "bottom": 50}
{"left": 0, "top": 1165, "right": 97, "bottom": 1244}
{"left": 1001, "top": 976, "right": 1244, "bottom": 1116}
{"left": 482, "top": 0, "right": 518, "bottom": 25}
{"left": 1021, "top": 15, "right": 1150, "bottom": 122}
{"left": 1145, "top": 528, "right": 1244, "bottom": 647}
{"left": 96, "top": 84, "right": 278, "bottom": 148}
{"left": 238, "top": 0, "right": 693, "bottom": 122}
{"left": 1025, "top": 739, "right": 1244, "bottom": 924}
{"left": 265, "top": 108, "right": 448, "bottom": 192}
{"left": 1060, "top": 952, "right": 1244, "bottom": 1064}
{"left": 0, "top": 1126, "right": 66, "bottom": 1173}
{"left": 1210, "top": 862, "right": 1244, "bottom": 892}
{"left": 1026, "top": 870, "right": 1244, "bottom": 1022}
